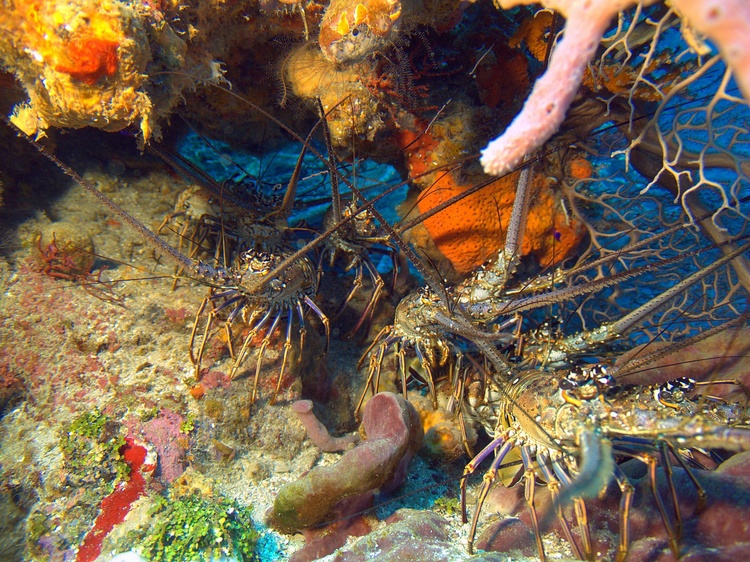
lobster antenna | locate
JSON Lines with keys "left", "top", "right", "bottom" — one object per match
{"left": 3, "top": 117, "right": 228, "bottom": 284}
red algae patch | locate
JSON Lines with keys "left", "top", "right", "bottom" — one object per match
{"left": 76, "top": 438, "right": 154, "bottom": 562}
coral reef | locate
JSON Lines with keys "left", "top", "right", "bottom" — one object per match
{"left": 0, "top": 0, "right": 624, "bottom": 274}
{"left": 0, "top": 1, "right": 749, "bottom": 561}
{"left": 1, "top": 0, "right": 158, "bottom": 139}
{"left": 269, "top": 392, "right": 423, "bottom": 532}
{"left": 0, "top": 0, "right": 308, "bottom": 141}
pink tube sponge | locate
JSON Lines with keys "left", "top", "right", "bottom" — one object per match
{"left": 292, "top": 400, "right": 359, "bottom": 452}
{"left": 269, "top": 392, "right": 423, "bottom": 533}
{"left": 670, "top": 0, "right": 750, "bottom": 101}
{"left": 481, "top": 0, "right": 635, "bottom": 176}
{"left": 481, "top": 0, "right": 750, "bottom": 176}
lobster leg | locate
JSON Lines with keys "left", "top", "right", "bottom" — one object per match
{"left": 539, "top": 450, "right": 584, "bottom": 560}
{"left": 252, "top": 312, "right": 282, "bottom": 403}
{"left": 232, "top": 308, "right": 272, "bottom": 381}
{"left": 270, "top": 309, "right": 296, "bottom": 404}
{"left": 613, "top": 465, "right": 635, "bottom": 562}
{"left": 522, "top": 445, "right": 547, "bottom": 562}
{"left": 466, "top": 439, "right": 515, "bottom": 554}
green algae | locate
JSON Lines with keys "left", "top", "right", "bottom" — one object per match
{"left": 136, "top": 493, "right": 259, "bottom": 561}
{"left": 432, "top": 496, "right": 460, "bottom": 516}
{"left": 60, "top": 410, "right": 129, "bottom": 491}
{"left": 179, "top": 411, "right": 196, "bottom": 434}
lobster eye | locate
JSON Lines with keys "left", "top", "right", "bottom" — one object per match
{"left": 656, "top": 376, "right": 697, "bottom": 406}
{"left": 558, "top": 377, "right": 577, "bottom": 390}
{"left": 568, "top": 364, "right": 592, "bottom": 385}
{"left": 675, "top": 377, "right": 696, "bottom": 392}
{"left": 662, "top": 377, "right": 696, "bottom": 394}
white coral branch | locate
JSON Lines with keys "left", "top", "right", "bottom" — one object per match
{"left": 670, "top": 0, "right": 750, "bottom": 101}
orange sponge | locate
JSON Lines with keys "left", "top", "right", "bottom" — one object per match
{"left": 55, "top": 36, "right": 119, "bottom": 85}
{"left": 415, "top": 166, "right": 584, "bottom": 275}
